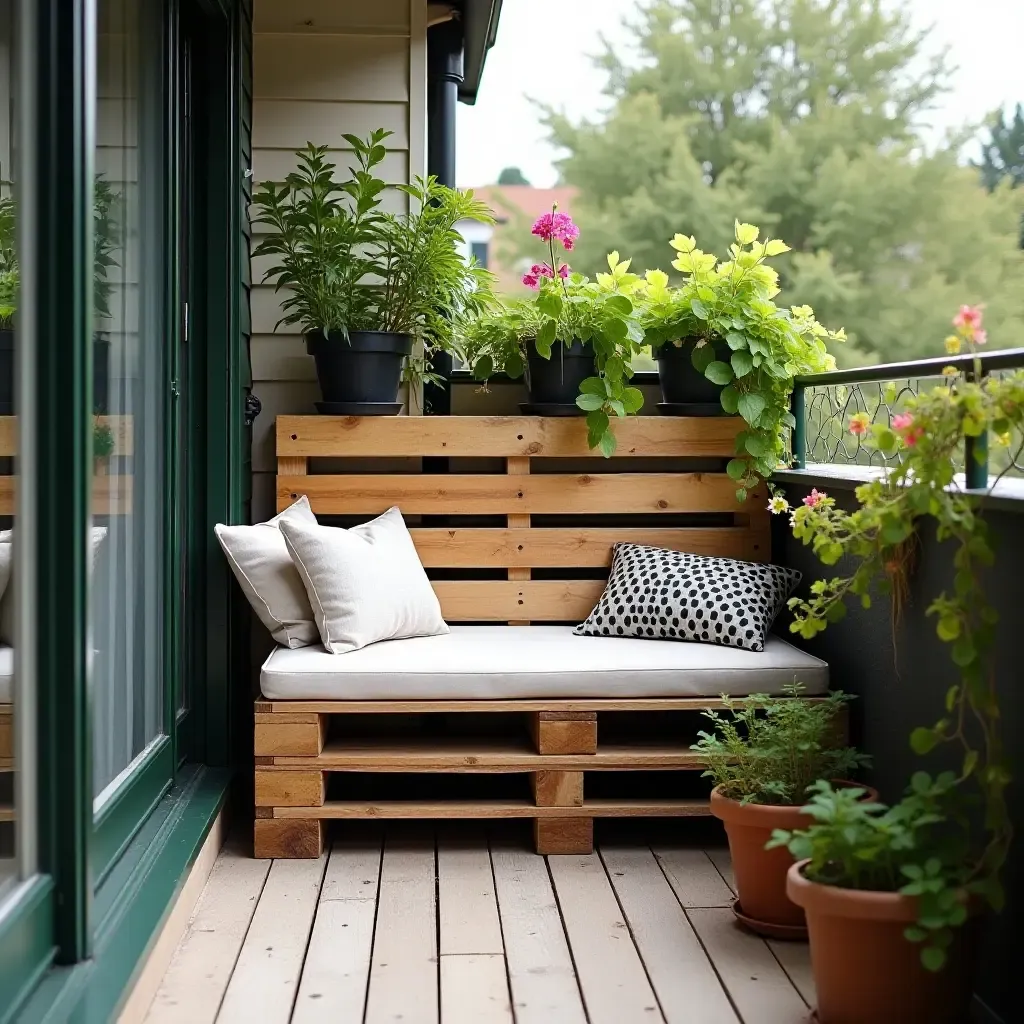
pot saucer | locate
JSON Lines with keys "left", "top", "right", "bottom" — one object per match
{"left": 657, "top": 402, "right": 726, "bottom": 417}
{"left": 731, "top": 899, "right": 808, "bottom": 941}
{"left": 519, "top": 403, "right": 585, "bottom": 417}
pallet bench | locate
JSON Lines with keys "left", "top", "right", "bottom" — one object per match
{"left": 254, "top": 415, "right": 826, "bottom": 858}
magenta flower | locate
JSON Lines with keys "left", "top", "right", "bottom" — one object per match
{"left": 891, "top": 413, "right": 914, "bottom": 431}
{"left": 802, "top": 488, "right": 828, "bottom": 508}
{"left": 558, "top": 263, "right": 570, "bottom": 279}
{"left": 531, "top": 210, "right": 580, "bottom": 250}
{"left": 521, "top": 272, "right": 539, "bottom": 289}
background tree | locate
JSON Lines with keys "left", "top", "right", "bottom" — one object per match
{"left": 541, "top": 0, "right": 1024, "bottom": 362}
{"left": 978, "top": 105, "right": 1024, "bottom": 191}
{"left": 497, "top": 166, "right": 531, "bottom": 186}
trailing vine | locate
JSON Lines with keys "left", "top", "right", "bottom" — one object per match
{"left": 775, "top": 307, "right": 1021, "bottom": 964}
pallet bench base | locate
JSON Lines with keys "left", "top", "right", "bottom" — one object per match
{"left": 253, "top": 699, "right": 725, "bottom": 858}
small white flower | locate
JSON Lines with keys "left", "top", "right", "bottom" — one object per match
{"left": 767, "top": 495, "right": 791, "bottom": 515}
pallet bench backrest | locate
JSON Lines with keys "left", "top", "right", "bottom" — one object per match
{"left": 275, "top": 415, "right": 770, "bottom": 624}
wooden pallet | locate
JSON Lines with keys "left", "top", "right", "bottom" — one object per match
{"left": 0, "top": 704, "right": 11, "bottom": 769}
{"left": 253, "top": 699, "right": 723, "bottom": 857}
{"left": 258, "top": 415, "right": 775, "bottom": 858}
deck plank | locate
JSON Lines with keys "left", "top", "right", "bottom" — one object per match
{"left": 144, "top": 846, "right": 270, "bottom": 1024}
{"left": 706, "top": 847, "right": 736, "bottom": 893}
{"left": 687, "top": 909, "right": 811, "bottom": 1024}
{"left": 440, "top": 955, "right": 512, "bottom": 1024}
{"left": 548, "top": 852, "right": 665, "bottom": 1024}
{"left": 767, "top": 939, "right": 816, "bottom": 1009}
{"left": 438, "top": 831, "right": 504, "bottom": 955}
{"left": 602, "top": 845, "right": 739, "bottom": 1024}
{"left": 491, "top": 841, "right": 586, "bottom": 1024}
{"left": 215, "top": 855, "right": 327, "bottom": 1024}
{"left": 652, "top": 846, "right": 735, "bottom": 908}
{"left": 291, "top": 837, "right": 383, "bottom": 1024}
{"left": 364, "top": 833, "right": 439, "bottom": 1024}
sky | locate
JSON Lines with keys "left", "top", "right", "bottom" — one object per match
{"left": 456, "top": 0, "right": 1024, "bottom": 188}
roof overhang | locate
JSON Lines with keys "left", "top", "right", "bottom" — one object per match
{"left": 459, "top": 0, "right": 502, "bottom": 104}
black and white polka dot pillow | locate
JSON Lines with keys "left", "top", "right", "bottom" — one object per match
{"left": 573, "top": 544, "right": 801, "bottom": 652}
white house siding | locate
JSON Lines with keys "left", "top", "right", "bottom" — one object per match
{"left": 250, "top": 0, "right": 427, "bottom": 522}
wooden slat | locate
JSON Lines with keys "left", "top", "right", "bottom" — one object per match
{"left": 438, "top": 832, "right": 504, "bottom": 955}
{"left": 653, "top": 846, "right": 737, "bottom": 908}
{"left": 530, "top": 712, "right": 598, "bottom": 754}
{"left": 435, "top": 580, "right": 604, "bottom": 621}
{"left": 364, "top": 836, "right": 438, "bottom": 1024}
{"left": 602, "top": 845, "right": 738, "bottom": 1024}
{"left": 277, "top": 414, "right": 742, "bottom": 458}
{"left": 267, "top": 739, "right": 706, "bottom": 771}
{"left": 254, "top": 769, "right": 324, "bottom": 806}
{"left": 279, "top": 472, "right": 755, "bottom": 516}
{"left": 0, "top": 415, "right": 133, "bottom": 457}
{"left": 216, "top": 856, "right": 328, "bottom": 1024}
{"left": 409, "top": 527, "right": 759, "bottom": 567}
{"left": 440, "top": 955, "right": 513, "bottom": 1024}
{"left": 686, "top": 908, "right": 810, "bottom": 1023}
{"left": 706, "top": 847, "right": 736, "bottom": 893}
{"left": 548, "top": 852, "right": 665, "bottom": 1024}
{"left": 255, "top": 696, "right": 784, "bottom": 714}
{"left": 767, "top": 938, "right": 816, "bottom": 1008}
{"left": 144, "top": 846, "right": 272, "bottom": 1024}
{"left": 272, "top": 799, "right": 710, "bottom": 819}
{"left": 292, "top": 838, "right": 383, "bottom": 1024}
{"left": 491, "top": 841, "right": 587, "bottom": 1024}
{"left": 0, "top": 475, "right": 133, "bottom": 516}
{"left": 0, "top": 709, "right": 11, "bottom": 762}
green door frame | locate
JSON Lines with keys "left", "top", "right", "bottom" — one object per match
{"left": 0, "top": 0, "right": 252, "bottom": 1017}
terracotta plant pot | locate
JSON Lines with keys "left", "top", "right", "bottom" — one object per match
{"left": 787, "top": 860, "right": 975, "bottom": 1024}
{"left": 710, "top": 783, "right": 878, "bottom": 937}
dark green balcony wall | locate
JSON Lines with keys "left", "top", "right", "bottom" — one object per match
{"left": 775, "top": 478, "right": 1024, "bottom": 1024}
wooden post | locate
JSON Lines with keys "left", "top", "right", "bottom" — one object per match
{"left": 507, "top": 455, "right": 530, "bottom": 625}
{"left": 530, "top": 712, "right": 596, "bottom": 855}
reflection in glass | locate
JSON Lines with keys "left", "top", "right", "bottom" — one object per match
{"left": 92, "top": 0, "right": 164, "bottom": 803}
{"left": 0, "top": 0, "right": 18, "bottom": 898}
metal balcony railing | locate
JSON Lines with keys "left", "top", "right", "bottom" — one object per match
{"left": 790, "top": 348, "right": 1024, "bottom": 489}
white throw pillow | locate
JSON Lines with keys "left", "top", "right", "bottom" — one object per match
{"left": 279, "top": 507, "right": 449, "bottom": 655}
{"left": 0, "top": 541, "right": 10, "bottom": 602}
{"left": 215, "top": 496, "right": 320, "bottom": 648}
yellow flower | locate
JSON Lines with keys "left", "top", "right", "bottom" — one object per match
{"left": 767, "top": 495, "right": 791, "bottom": 515}
{"left": 942, "top": 365, "right": 959, "bottom": 377}
{"left": 848, "top": 412, "right": 872, "bottom": 436}
{"left": 944, "top": 335, "right": 962, "bottom": 355}
{"left": 995, "top": 432, "right": 1012, "bottom": 448}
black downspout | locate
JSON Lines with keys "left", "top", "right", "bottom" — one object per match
{"left": 424, "top": 15, "right": 463, "bottom": 416}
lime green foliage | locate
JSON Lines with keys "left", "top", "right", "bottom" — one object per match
{"left": 691, "top": 684, "right": 866, "bottom": 805}
{"left": 93, "top": 420, "right": 116, "bottom": 460}
{"left": 463, "top": 252, "right": 646, "bottom": 456}
{"left": 251, "top": 130, "right": 494, "bottom": 371}
{"left": 768, "top": 777, "right": 973, "bottom": 971}
{"left": 785, "top": 357, "right": 1024, "bottom": 967}
{"left": 541, "top": 0, "right": 1024, "bottom": 362}
{"left": 94, "top": 177, "right": 119, "bottom": 321}
{"left": 644, "top": 221, "right": 842, "bottom": 496}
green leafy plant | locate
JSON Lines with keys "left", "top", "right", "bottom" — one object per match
{"left": 464, "top": 204, "right": 646, "bottom": 455}
{"left": 251, "top": 130, "right": 494, "bottom": 378}
{"left": 776, "top": 306, "right": 1020, "bottom": 966}
{"left": 0, "top": 194, "right": 17, "bottom": 328}
{"left": 93, "top": 420, "right": 116, "bottom": 460}
{"left": 768, "top": 776, "right": 973, "bottom": 971}
{"left": 691, "top": 684, "right": 867, "bottom": 805}
{"left": 643, "top": 221, "right": 843, "bottom": 498}
{"left": 94, "top": 177, "right": 119, "bottom": 321}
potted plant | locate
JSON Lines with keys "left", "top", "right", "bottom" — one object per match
{"left": 641, "top": 222, "right": 843, "bottom": 498}
{"left": 691, "top": 683, "right": 869, "bottom": 937}
{"left": 770, "top": 307, "right": 1021, "bottom": 1020}
{"left": 772, "top": 778, "right": 977, "bottom": 1024}
{"left": 0, "top": 194, "right": 17, "bottom": 415}
{"left": 93, "top": 419, "right": 116, "bottom": 474}
{"left": 252, "top": 129, "right": 493, "bottom": 414}
{"left": 93, "top": 177, "right": 119, "bottom": 415}
{"left": 463, "top": 205, "right": 645, "bottom": 455}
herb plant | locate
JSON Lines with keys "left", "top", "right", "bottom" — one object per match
{"left": 0, "top": 194, "right": 17, "bottom": 328}
{"left": 691, "top": 684, "right": 867, "bottom": 805}
{"left": 768, "top": 776, "right": 972, "bottom": 971}
{"left": 251, "top": 129, "right": 494, "bottom": 374}
{"left": 93, "top": 420, "right": 116, "bottom": 460}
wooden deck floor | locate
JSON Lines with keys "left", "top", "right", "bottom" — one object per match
{"left": 143, "top": 823, "right": 815, "bottom": 1024}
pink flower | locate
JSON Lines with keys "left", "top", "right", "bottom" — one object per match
{"left": 802, "top": 488, "right": 827, "bottom": 508}
{"left": 974, "top": 329, "right": 987, "bottom": 346}
{"left": 532, "top": 263, "right": 554, "bottom": 278}
{"left": 904, "top": 427, "right": 925, "bottom": 447}
{"left": 521, "top": 273, "right": 539, "bottom": 289}
{"left": 891, "top": 413, "right": 914, "bottom": 431}
{"left": 848, "top": 412, "right": 871, "bottom": 436}
{"left": 953, "top": 305, "right": 983, "bottom": 331}
{"left": 531, "top": 210, "right": 580, "bottom": 250}
{"left": 558, "top": 263, "right": 571, "bottom": 279}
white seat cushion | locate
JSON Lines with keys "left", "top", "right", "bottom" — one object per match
{"left": 0, "top": 644, "right": 10, "bottom": 704}
{"left": 260, "top": 625, "right": 828, "bottom": 701}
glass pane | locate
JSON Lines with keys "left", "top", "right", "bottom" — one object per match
{"left": 92, "top": 0, "right": 165, "bottom": 804}
{"left": 0, "top": 0, "right": 30, "bottom": 898}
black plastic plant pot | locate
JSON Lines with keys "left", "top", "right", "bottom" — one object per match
{"left": 0, "top": 328, "right": 13, "bottom": 415}
{"left": 657, "top": 336, "right": 732, "bottom": 411}
{"left": 523, "top": 340, "right": 595, "bottom": 415}
{"left": 94, "top": 334, "right": 110, "bottom": 414}
{"left": 305, "top": 329, "right": 413, "bottom": 414}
